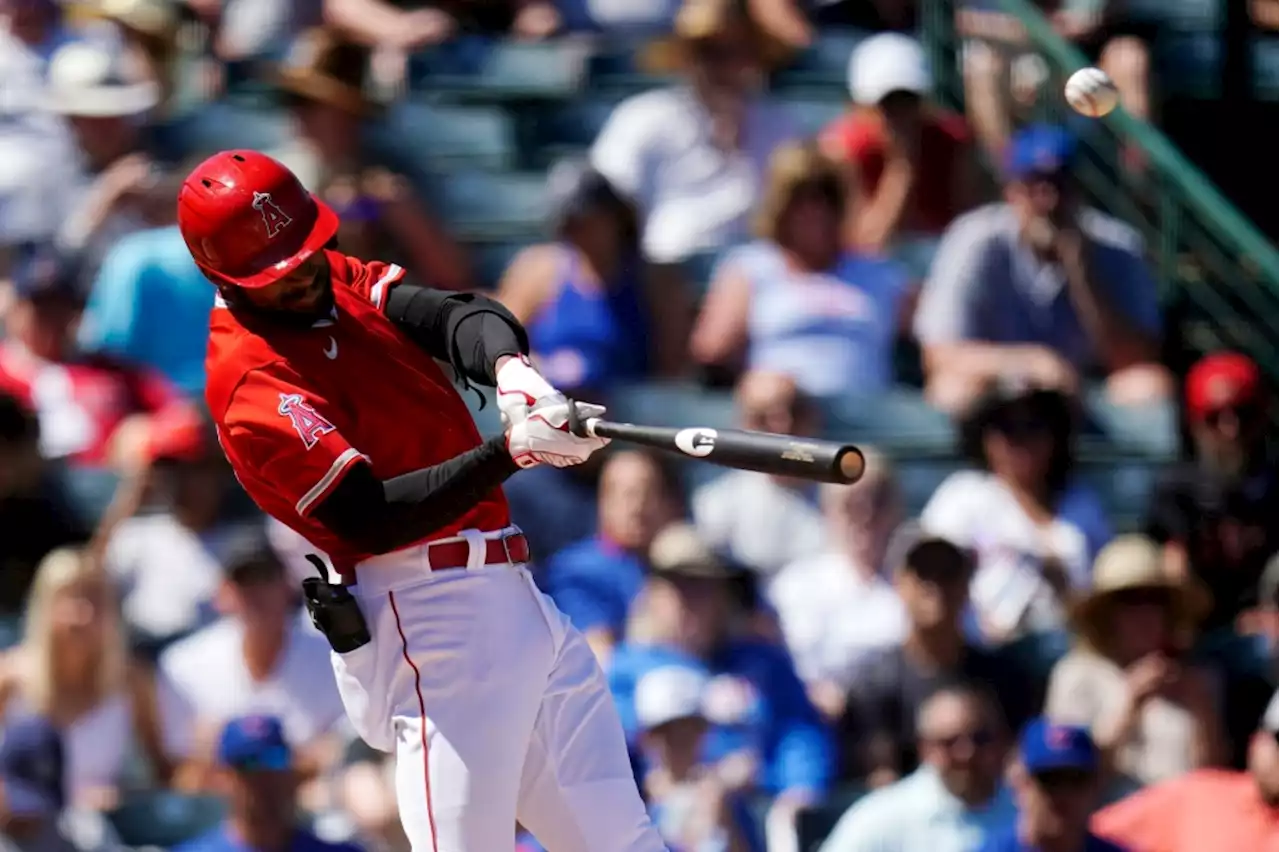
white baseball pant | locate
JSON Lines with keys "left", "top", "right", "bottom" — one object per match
{"left": 327, "top": 526, "right": 667, "bottom": 851}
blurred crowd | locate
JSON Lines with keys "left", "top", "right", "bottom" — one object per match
{"left": 0, "top": 0, "right": 1277, "bottom": 850}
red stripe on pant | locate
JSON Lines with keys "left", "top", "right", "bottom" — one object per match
{"left": 390, "top": 591, "right": 439, "bottom": 852}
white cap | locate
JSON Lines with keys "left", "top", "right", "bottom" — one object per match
{"left": 847, "top": 33, "right": 931, "bottom": 105}
{"left": 635, "top": 666, "right": 709, "bottom": 730}
{"left": 44, "top": 40, "right": 160, "bottom": 118}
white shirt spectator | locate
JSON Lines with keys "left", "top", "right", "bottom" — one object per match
{"left": 104, "top": 515, "right": 243, "bottom": 639}
{"left": 920, "top": 470, "right": 1111, "bottom": 639}
{"left": 156, "top": 616, "right": 344, "bottom": 758}
{"left": 692, "top": 470, "right": 826, "bottom": 580}
{"left": 768, "top": 552, "right": 906, "bottom": 689}
{"left": 818, "top": 766, "right": 1016, "bottom": 852}
{"left": 590, "top": 87, "right": 800, "bottom": 262}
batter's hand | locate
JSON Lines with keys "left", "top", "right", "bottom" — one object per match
{"left": 506, "top": 398, "right": 609, "bottom": 468}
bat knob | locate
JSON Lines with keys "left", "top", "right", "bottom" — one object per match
{"left": 565, "top": 398, "right": 586, "bottom": 437}
{"left": 836, "top": 447, "right": 866, "bottom": 484}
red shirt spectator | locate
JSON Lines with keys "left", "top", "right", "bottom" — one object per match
{"left": 0, "top": 246, "right": 195, "bottom": 468}
{"left": 819, "top": 33, "right": 974, "bottom": 251}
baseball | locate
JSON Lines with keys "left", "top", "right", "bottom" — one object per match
{"left": 1065, "top": 67, "right": 1119, "bottom": 117}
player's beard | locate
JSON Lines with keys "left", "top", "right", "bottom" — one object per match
{"left": 239, "top": 268, "right": 336, "bottom": 328}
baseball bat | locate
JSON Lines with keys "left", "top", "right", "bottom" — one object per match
{"left": 567, "top": 406, "right": 865, "bottom": 485}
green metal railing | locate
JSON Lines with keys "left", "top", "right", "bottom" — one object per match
{"left": 920, "top": 0, "right": 1279, "bottom": 379}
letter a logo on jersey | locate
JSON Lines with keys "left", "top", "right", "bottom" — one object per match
{"left": 278, "top": 393, "right": 335, "bottom": 450}
{"left": 253, "top": 192, "right": 293, "bottom": 238}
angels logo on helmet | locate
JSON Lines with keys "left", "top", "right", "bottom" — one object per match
{"left": 253, "top": 191, "right": 294, "bottom": 238}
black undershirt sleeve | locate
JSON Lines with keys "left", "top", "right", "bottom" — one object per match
{"left": 310, "top": 284, "right": 529, "bottom": 555}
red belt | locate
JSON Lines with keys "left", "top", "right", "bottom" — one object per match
{"left": 343, "top": 532, "right": 529, "bottom": 586}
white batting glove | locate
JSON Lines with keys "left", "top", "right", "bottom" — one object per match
{"left": 506, "top": 397, "right": 609, "bottom": 468}
{"left": 496, "top": 355, "right": 558, "bottom": 422}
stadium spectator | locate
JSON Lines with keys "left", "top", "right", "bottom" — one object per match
{"left": 554, "top": 0, "right": 681, "bottom": 35}
{"left": 633, "top": 664, "right": 766, "bottom": 852}
{"left": 0, "top": 0, "right": 80, "bottom": 216}
{"left": 819, "top": 33, "right": 976, "bottom": 274}
{"left": 1045, "top": 535, "right": 1225, "bottom": 787}
{"left": 589, "top": 0, "right": 800, "bottom": 264}
{"left": 270, "top": 27, "right": 472, "bottom": 290}
{"left": 82, "top": 0, "right": 182, "bottom": 111}
{"left": 498, "top": 158, "right": 683, "bottom": 394}
{"left": 913, "top": 124, "right": 1171, "bottom": 414}
{"left": 979, "top": 720, "right": 1131, "bottom": 852}
{"left": 76, "top": 225, "right": 215, "bottom": 397}
{"left": 321, "top": 0, "right": 516, "bottom": 48}
{"left": 837, "top": 528, "right": 1038, "bottom": 785}
{"left": 0, "top": 548, "right": 170, "bottom": 810}
{"left": 921, "top": 381, "right": 1111, "bottom": 642}
{"left": 692, "top": 372, "right": 827, "bottom": 580}
{"left": 156, "top": 534, "right": 345, "bottom": 792}
{"left": 44, "top": 38, "right": 170, "bottom": 291}
{"left": 0, "top": 713, "right": 123, "bottom": 852}
{"left": 691, "top": 142, "right": 911, "bottom": 397}
{"left": 102, "top": 417, "right": 248, "bottom": 652}
{"left": 173, "top": 714, "right": 365, "bottom": 852}
{"left": 1146, "top": 352, "right": 1277, "bottom": 632}
{"left": 609, "top": 523, "right": 834, "bottom": 805}
{"left": 0, "top": 392, "right": 88, "bottom": 612}
{"left": 542, "top": 449, "right": 681, "bottom": 664}
{"left": 768, "top": 450, "right": 907, "bottom": 721}
{"left": 959, "top": 0, "right": 1152, "bottom": 163}
{"left": 1092, "top": 691, "right": 1279, "bottom": 852}
{"left": 819, "top": 683, "right": 1016, "bottom": 852}
{"left": 0, "top": 244, "right": 197, "bottom": 471}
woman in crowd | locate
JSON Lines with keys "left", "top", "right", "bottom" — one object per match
{"left": 691, "top": 141, "right": 911, "bottom": 398}
{"left": 498, "top": 158, "right": 683, "bottom": 398}
{"left": 920, "top": 379, "right": 1112, "bottom": 643}
{"left": 0, "top": 547, "right": 168, "bottom": 809}
{"left": 1046, "top": 534, "right": 1226, "bottom": 787}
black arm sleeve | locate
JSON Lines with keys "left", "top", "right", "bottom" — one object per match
{"left": 312, "top": 435, "right": 520, "bottom": 555}
{"left": 384, "top": 285, "right": 529, "bottom": 386}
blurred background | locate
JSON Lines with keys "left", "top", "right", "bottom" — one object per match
{"left": 0, "top": 0, "right": 1276, "bottom": 849}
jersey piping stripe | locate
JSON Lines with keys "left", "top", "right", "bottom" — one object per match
{"left": 295, "top": 447, "right": 369, "bottom": 516}
{"left": 368, "top": 264, "right": 405, "bottom": 311}
{"left": 389, "top": 590, "right": 439, "bottom": 852}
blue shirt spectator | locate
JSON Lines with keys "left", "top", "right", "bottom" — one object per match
{"left": 913, "top": 125, "right": 1168, "bottom": 414}
{"left": 541, "top": 450, "right": 681, "bottom": 657}
{"left": 608, "top": 524, "right": 834, "bottom": 802}
{"left": 77, "top": 225, "right": 214, "bottom": 396}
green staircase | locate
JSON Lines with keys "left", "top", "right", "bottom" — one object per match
{"left": 920, "top": 0, "right": 1279, "bottom": 380}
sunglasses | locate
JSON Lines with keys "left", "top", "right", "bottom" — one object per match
{"left": 927, "top": 728, "right": 996, "bottom": 750}
{"left": 1203, "top": 404, "right": 1258, "bottom": 428}
{"left": 1107, "top": 587, "right": 1174, "bottom": 608}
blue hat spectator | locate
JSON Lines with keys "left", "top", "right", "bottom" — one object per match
{"left": 1004, "top": 125, "right": 1078, "bottom": 182}
{"left": 217, "top": 715, "right": 292, "bottom": 773}
{"left": 0, "top": 714, "right": 65, "bottom": 818}
{"left": 979, "top": 719, "right": 1132, "bottom": 852}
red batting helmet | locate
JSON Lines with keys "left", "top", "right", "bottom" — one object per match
{"left": 177, "top": 150, "right": 338, "bottom": 289}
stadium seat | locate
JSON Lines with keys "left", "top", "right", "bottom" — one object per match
{"left": 376, "top": 102, "right": 517, "bottom": 170}
{"left": 429, "top": 170, "right": 548, "bottom": 238}
{"left": 469, "top": 238, "right": 534, "bottom": 289}
{"left": 822, "top": 391, "right": 956, "bottom": 452}
{"left": 106, "top": 792, "right": 226, "bottom": 847}
{"left": 774, "top": 29, "right": 868, "bottom": 88}
{"left": 409, "top": 36, "right": 588, "bottom": 99}
{"left": 522, "top": 97, "right": 621, "bottom": 163}
{"left": 55, "top": 466, "right": 121, "bottom": 529}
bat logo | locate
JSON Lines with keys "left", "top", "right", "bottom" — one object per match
{"left": 674, "top": 428, "right": 717, "bottom": 458}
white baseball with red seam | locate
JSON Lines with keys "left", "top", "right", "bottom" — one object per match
{"left": 1065, "top": 67, "right": 1118, "bottom": 118}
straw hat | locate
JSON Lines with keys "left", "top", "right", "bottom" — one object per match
{"left": 648, "top": 523, "right": 737, "bottom": 580}
{"left": 640, "top": 0, "right": 791, "bottom": 75}
{"left": 44, "top": 40, "right": 160, "bottom": 118}
{"left": 1070, "top": 535, "right": 1212, "bottom": 648}
{"left": 274, "top": 27, "right": 377, "bottom": 117}
{"left": 94, "top": 0, "right": 178, "bottom": 39}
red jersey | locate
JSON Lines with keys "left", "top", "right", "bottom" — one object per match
{"left": 204, "top": 251, "right": 510, "bottom": 572}
{"left": 0, "top": 344, "right": 191, "bottom": 466}
{"left": 820, "top": 108, "right": 971, "bottom": 236}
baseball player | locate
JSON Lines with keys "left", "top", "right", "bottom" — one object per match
{"left": 179, "top": 150, "right": 666, "bottom": 852}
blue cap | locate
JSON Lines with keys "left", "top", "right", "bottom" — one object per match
{"left": 1005, "top": 124, "right": 1077, "bottom": 181}
{"left": 10, "top": 243, "right": 79, "bottom": 301}
{"left": 0, "top": 715, "right": 65, "bottom": 816}
{"left": 1019, "top": 718, "right": 1098, "bottom": 774}
{"left": 217, "top": 715, "right": 292, "bottom": 771}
